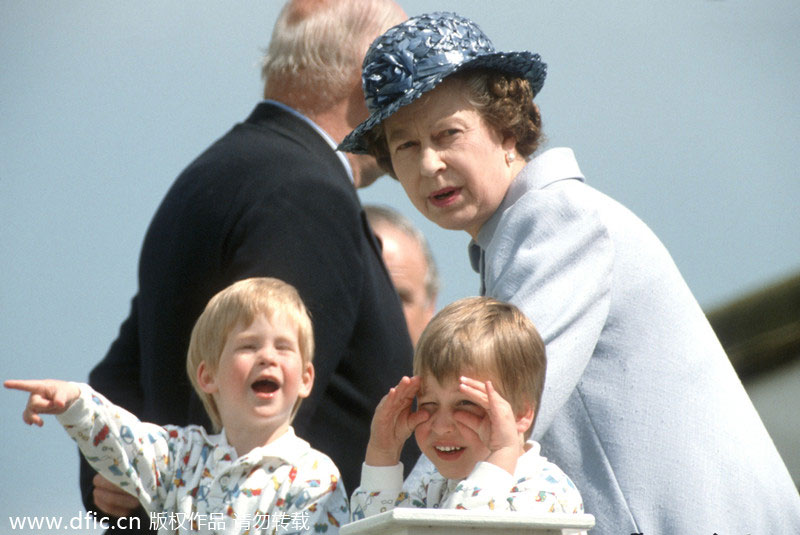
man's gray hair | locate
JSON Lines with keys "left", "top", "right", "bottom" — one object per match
{"left": 262, "top": 0, "right": 404, "bottom": 116}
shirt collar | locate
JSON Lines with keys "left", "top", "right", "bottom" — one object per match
{"left": 213, "top": 426, "right": 310, "bottom": 466}
{"left": 263, "top": 99, "right": 355, "bottom": 184}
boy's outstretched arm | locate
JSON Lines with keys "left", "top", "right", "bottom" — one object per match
{"left": 4, "top": 379, "right": 81, "bottom": 426}
{"left": 365, "top": 376, "right": 429, "bottom": 467}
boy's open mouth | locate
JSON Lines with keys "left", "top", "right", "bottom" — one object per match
{"left": 252, "top": 379, "right": 279, "bottom": 394}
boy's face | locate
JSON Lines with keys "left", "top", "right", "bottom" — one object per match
{"left": 414, "top": 374, "right": 493, "bottom": 479}
{"left": 198, "top": 312, "right": 313, "bottom": 443}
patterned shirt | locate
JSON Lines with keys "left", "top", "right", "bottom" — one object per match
{"left": 58, "top": 383, "right": 348, "bottom": 534}
{"left": 351, "top": 441, "right": 583, "bottom": 520}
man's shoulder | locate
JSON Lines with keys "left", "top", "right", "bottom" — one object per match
{"left": 190, "top": 119, "right": 337, "bottom": 176}
{"left": 163, "top": 108, "right": 352, "bottom": 202}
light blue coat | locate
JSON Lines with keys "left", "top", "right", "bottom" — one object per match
{"left": 469, "top": 148, "right": 800, "bottom": 534}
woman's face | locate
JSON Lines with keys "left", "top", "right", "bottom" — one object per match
{"left": 383, "top": 78, "right": 519, "bottom": 239}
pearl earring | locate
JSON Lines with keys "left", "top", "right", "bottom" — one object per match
{"left": 506, "top": 152, "right": 516, "bottom": 165}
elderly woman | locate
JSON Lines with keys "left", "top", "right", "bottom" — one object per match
{"left": 340, "top": 12, "right": 800, "bottom": 535}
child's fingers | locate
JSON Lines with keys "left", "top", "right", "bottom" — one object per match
{"left": 25, "top": 393, "right": 62, "bottom": 415}
{"left": 453, "top": 412, "right": 487, "bottom": 444}
{"left": 6, "top": 379, "right": 68, "bottom": 407}
{"left": 52, "top": 386, "right": 72, "bottom": 409}
{"left": 459, "top": 376, "right": 487, "bottom": 393}
{"left": 8, "top": 380, "right": 78, "bottom": 426}
{"left": 24, "top": 413, "right": 44, "bottom": 427}
{"left": 485, "top": 381, "right": 513, "bottom": 413}
{"left": 484, "top": 381, "right": 516, "bottom": 425}
{"left": 407, "top": 408, "right": 430, "bottom": 430}
{"left": 452, "top": 410, "right": 482, "bottom": 432}
{"left": 394, "top": 375, "right": 416, "bottom": 390}
{"left": 485, "top": 380, "right": 500, "bottom": 407}
{"left": 458, "top": 377, "right": 490, "bottom": 408}
{"left": 385, "top": 377, "right": 421, "bottom": 415}
{"left": 373, "top": 380, "right": 418, "bottom": 432}
{"left": 4, "top": 379, "right": 46, "bottom": 394}
{"left": 372, "top": 391, "right": 399, "bottom": 425}
{"left": 393, "top": 375, "right": 422, "bottom": 401}
{"left": 384, "top": 387, "right": 414, "bottom": 415}
{"left": 22, "top": 399, "right": 47, "bottom": 426}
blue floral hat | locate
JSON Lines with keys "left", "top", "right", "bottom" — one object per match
{"left": 339, "top": 11, "right": 546, "bottom": 154}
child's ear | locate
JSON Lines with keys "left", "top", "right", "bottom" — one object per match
{"left": 196, "top": 362, "right": 219, "bottom": 394}
{"left": 515, "top": 402, "right": 535, "bottom": 436}
{"left": 298, "top": 362, "right": 314, "bottom": 399}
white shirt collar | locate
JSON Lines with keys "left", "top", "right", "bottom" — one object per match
{"left": 214, "top": 426, "right": 310, "bottom": 466}
{"left": 263, "top": 99, "right": 354, "bottom": 184}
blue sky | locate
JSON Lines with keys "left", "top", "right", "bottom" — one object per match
{"left": 2, "top": 1, "right": 798, "bottom": 530}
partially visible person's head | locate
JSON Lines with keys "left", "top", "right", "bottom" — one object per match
{"left": 339, "top": 11, "right": 546, "bottom": 168}
{"left": 187, "top": 277, "right": 315, "bottom": 432}
{"left": 365, "top": 205, "right": 439, "bottom": 345}
{"left": 262, "top": 0, "right": 407, "bottom": 119}
{"left": 338, "top": 12, "right": 546, "bottom": 236}
{"left": 413, "top": 296, "right": 546, "bottom": 436}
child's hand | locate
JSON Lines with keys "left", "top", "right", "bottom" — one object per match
{"left": 454, "top": 376, "right": 524, "bottom": 474}
{"left": 365, "top": 376, "right": 429, "bottom": 466}
{"left": 4, "top": 379, "right": 81, "bottom": 426}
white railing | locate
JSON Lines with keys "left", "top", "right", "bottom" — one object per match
{"left": 341, "top": 509, "right": 595, "bottom": 535}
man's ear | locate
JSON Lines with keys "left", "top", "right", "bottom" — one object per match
{"left": 298, "top": 362, "right": 315, "bottom": 399}
{"left": 515, "top": 402, "right": 535, "bottom": 436}
{"left": 196, "top": 362, "right": 218, "bottom": 394}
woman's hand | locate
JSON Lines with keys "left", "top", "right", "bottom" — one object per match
{"left": 365, "top": 376, "right": 430, "bottom": 466}
{"left": 4, "top": 379, "right": 81, "bottom": 426}
{"left": 454, "top": 376, "right": 523, "bottom": 475}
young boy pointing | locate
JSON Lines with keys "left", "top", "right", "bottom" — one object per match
{"left": 6, "top": 277, "right": 348, "bottom": 534}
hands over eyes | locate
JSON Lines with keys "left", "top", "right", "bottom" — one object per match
{"left": 365, "top": 376, "right": 429, "bottom": 466}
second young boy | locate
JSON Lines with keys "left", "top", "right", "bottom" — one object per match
{"left": 351, "top": 297, "right": 584, "bottom": 518}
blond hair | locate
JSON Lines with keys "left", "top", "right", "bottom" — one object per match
{"left": 414, "top": 297, "right": 545, "bottom": 438}
{"left": 262, "top": 0, "right": 405, "bottom": 116}
{"left": 186, "top": 277, "right": 314, "bottom": 431}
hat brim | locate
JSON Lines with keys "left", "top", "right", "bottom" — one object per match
{"left": 339, "top": 51, "right": 546, "bottom": 154}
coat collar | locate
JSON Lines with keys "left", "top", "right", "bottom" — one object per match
{"left": 244, "top": 101, "right": 355, "bottom": 183}
{"left": 469, "top": 147, "right": 585, "bottom": 274}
